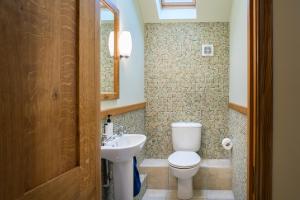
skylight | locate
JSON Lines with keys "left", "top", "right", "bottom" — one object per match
{"left": 156, "top": 0, "right": 197, "bottom": 20}
{"left": 161, "top": 0, "right": 196, "bottom": 8}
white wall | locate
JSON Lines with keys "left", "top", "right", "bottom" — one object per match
{"left": 229, "top": 0, "right": 248, "bottom": 107}
{"left": 273, "top": 0, "right": 300, "bottom": 199}
{"left": 137, "top": 0, "right": 233, "bottom": 23}
{"left": 101, "top": 0, "right": 145, "bottom": 110}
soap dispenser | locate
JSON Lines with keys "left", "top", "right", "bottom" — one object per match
{"left": 105, "top": 115, "right": 113, "bottom": 137}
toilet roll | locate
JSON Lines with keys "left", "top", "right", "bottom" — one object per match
{"left": 222, "top": 138, "right": 233, "bottom": 150}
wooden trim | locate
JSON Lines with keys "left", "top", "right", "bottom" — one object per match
{"left": 229, "top": 103, "right": 248, "bottom": 115}
{"left": 161, "top": 0, "right": 196, "bottom": 8}
{"left": 95, "top": 0, "right": 102, "bottom": 198}
{"left": 249, "top": 0, "right": 273, "bottom": 199}
{"left": 22, "top": 168, "right": 80, "bottom": 200}
{"left": 101, "top": 0, "right": 119, "bottom": 13}
{"left": 79, "top": 0, "right": 101, "bottom": 199}
{"left": 100, "top": 0, "right": 120, "bottom": 101}
{"left": 256, "top": 0, "right": 273, "bottom": 198}
{"left": 248, "top": 0, "right": 256, "bottom": 199}
{"left": 101, "top": 92, "right": 119, "bottom": 101}
{"left": 248, "top": 0, "right": 257, "bottom": 199}
{"left": 100, "top": 102, "right": 146, "bottom": 119}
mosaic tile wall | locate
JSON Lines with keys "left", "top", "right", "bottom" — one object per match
{"left": 102, "top": 110, "right": 146, "bottom": 200}
{"left": 144, "top": 23, "right": 230, "bottom": 159}
{"left": 229, "top": 109, "right": 247, "bottom": 200}
{"left": 100, "top": 23, "right": 114, "bottom": 93}
{"left": 101, "top": 109, "right": 146, "bottom": 164}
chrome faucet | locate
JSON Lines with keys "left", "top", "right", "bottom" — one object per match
{"left": 102, "top": 125, "right": 128, "bottom": 145}
{"left": 115, "top": 125, "right": 124, "bottom": 137}
{"left": 102, "top": 134, "right": 118, "bottom": 146}
{"left": 115, "top": 125, "right": 129, "bottom": 137}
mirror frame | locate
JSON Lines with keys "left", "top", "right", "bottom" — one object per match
{"left": 100, "top": 0, "right": 120, "bottom": 101}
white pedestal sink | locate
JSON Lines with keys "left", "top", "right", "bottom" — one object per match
{"left": 101, "top": 134, "right": 146, "bottom": 200}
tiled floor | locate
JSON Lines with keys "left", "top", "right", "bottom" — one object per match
{"left": 140, "top": 159, "right": 232, "bottom": 190}
{"left": 142, "top": 189, "right": 234, "bottom": 200}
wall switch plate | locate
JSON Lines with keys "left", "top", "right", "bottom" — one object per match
{"left": 202, "top": 44, "right": 214, "bottom": 56}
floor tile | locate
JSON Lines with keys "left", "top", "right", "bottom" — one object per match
{"left": 142, "top": 189, "right": 234, "bottom": 200}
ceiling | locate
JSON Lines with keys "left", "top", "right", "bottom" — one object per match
{"left": 137, "top": 0, "right": 233, "bottom": 23}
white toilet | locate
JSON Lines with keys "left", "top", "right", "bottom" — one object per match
{"left": 168, "top": 122, "right": 202, "bottom": 200}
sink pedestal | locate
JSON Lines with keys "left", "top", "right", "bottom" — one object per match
{"left": 113, "top": 160, "right": 133, "bottom": 200}
{"left": 101, "top": 134, "right": 146, "bottom": 200}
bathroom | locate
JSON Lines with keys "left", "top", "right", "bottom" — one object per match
{"left": 2, "top": 0, "right": 298, "bottom": 199}
{"left": 100, "top": 0, "right": 247, "bottom": 200}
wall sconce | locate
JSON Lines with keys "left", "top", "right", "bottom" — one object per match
{"left": 119, "top": 31, "right": 132, "bottom": 58}
{"left": 108, "top": 31, "right": 132, "bottom": 59}
{"left": 108, "top": 31, "right": 115, "bottom": 57}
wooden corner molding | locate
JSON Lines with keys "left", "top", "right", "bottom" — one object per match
{"left": 100, "top": 102, "right": 146, "bottom": 119}
{"left": 248, "top": 0, "right": 273, "bottom": 199}
{"left": 228, "top": 102, "right": 248, "bottom": 115}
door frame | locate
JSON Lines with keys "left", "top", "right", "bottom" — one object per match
{"left": 96, "top": 0, "right": 274, "bottom": 199}
{"left": 248, "top": 0, "right": 273, "bottom": 199}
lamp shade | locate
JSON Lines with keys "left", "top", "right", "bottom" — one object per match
{"left": 108, "top": 31, "right": 114, "bottom": 57}
{"left": 119, "top": 31, "right": 132, "bottom": 58}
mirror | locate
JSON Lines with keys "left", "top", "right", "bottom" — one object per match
{"left": 100, "top": 0, "right": 119, "bottom": 100}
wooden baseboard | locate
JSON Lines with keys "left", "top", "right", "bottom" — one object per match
{"left": 229, "top": 102, "right": 248, "bottom": 115}
{"left": 100, "top": 102, "right": 146, "bottom": 119}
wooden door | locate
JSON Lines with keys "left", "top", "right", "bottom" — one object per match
{"left": 0, "top": 0, "right": 101, "bottom": 199}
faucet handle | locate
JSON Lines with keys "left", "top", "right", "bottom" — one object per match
{"left": 123, "top": 129, "right": 129, "bottom": 135}
{"left": 119, "top": 125, "right": 125, "bottom": 131}
{"left": 115, "top": 125, "right": 125, "bottom": 136}
{"left": 114, "top": 125, "right": 121, "bottom": 133}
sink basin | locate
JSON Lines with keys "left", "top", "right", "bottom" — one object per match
{"left": 101, "top": 134, "right": 146, "bottom": 163}
{"left": 100, "top": 134, "right": 147, "bottom": 200}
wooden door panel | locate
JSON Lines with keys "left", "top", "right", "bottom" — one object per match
{"left": 22, "top": 0, "right": 78, "bottom": 190}
{"left": 22, "top": 168, "right": 80, "bottom": 200}
{"left": 0, "top": 0, "right": 100, "bottom": 199}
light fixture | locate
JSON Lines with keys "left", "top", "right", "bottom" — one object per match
{"left": 119, "top": 31, "right": 132, "bottom": 58}
{"left": 108, "top": 31, "right": 114, "bottom": 57}
{"left": 108, "top": 31, "right": 132, "bottom": 58}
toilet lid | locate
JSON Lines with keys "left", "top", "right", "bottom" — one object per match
{"left": 168, "top": 151, "right": 201, "bottom": 169}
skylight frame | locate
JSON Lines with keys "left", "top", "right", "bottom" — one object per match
{"left": 161, "top": 0, "right": 196, "bottom": 8}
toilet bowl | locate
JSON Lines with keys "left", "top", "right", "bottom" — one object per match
{"left": 168, "top": 122, "right": 202, "bottom": 200}
{"left": 168, "top": 151, "right": 201, "bottom": 199}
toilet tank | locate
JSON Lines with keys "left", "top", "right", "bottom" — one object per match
{"left": 171, "top": 122, "right": 202, "bottom": 152}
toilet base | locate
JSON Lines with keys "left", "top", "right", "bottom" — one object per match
{"left": 177, "top": 178, "right": 193, "bottom": 199}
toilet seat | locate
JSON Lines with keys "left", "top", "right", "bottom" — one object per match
{"left": 168, "top": 151, "right": 201, "bottom": 169}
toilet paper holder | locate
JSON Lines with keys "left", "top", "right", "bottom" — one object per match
{"left": 222, "top": 138, "right": 233, "bottom": 150}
